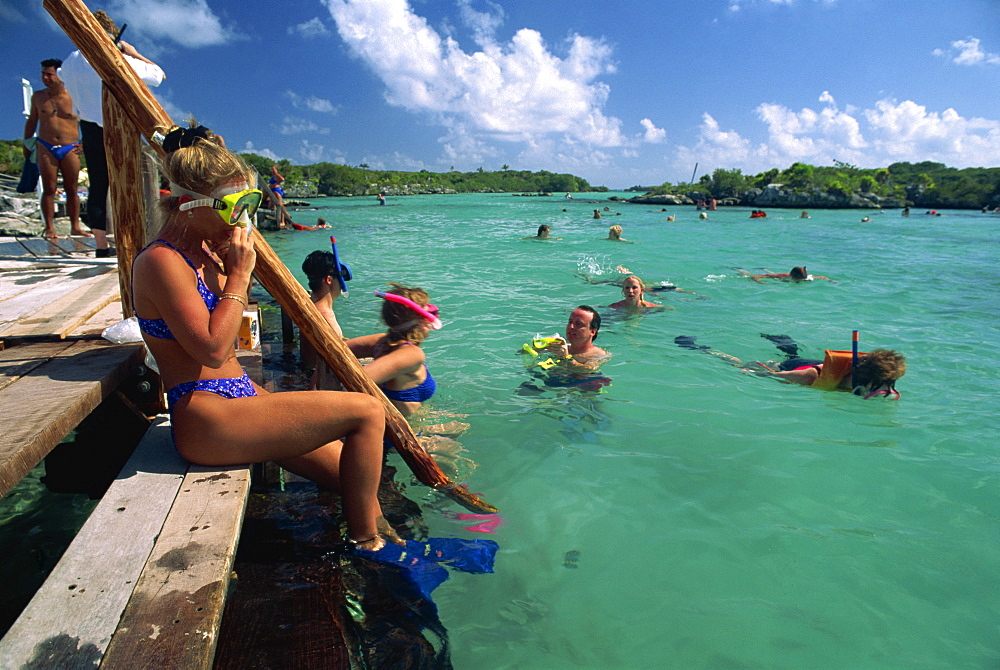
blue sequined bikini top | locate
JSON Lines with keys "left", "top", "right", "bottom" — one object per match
{"left": 135, "top": 239, "right": 219, "bottom": 340}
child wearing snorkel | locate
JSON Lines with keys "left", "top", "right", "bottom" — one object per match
{"left": 346, "top": 284, "right": 441, "bottom": 418}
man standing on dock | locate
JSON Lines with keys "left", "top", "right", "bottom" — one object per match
{"left": 60, "top": 9, "right": 165, "bottom": 258}
{"left": 23, "top": 59, "right": 87, "bottom": 241}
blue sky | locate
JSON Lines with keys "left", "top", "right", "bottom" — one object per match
{"left": 3, "top": 0, "right": 999, "bottom": 188}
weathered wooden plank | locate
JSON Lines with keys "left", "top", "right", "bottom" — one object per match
{"left": 0, "top": 340, "right": 143, "bottom": 497}
{"left": 0, "top": 417, "right": 188, "bottom": 667}
{"left": 0, "top": 340, "right": 77, "bottom": 392}
{"left": 66, "top": 299, "right": 125, "bottom": 339}
{"left": 101, "top": 461, "right": 251, "bottom": 669}
{"left": 0, "top": 271, "right": 120, "bottom": 341}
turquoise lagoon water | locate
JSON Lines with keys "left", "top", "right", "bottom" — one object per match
{"left": 261, "top": 194, "right": 999, "bottom": 669}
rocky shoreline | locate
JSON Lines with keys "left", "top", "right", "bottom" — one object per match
{"left": 629, "top": 185, "right": 906, "bottom": 209}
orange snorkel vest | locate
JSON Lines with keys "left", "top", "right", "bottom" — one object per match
{"left": 811, "top": 349, "right": 866, "bottom": 390}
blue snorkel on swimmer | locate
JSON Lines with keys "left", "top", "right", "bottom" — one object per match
{"left": 329, "top": 236, "right": 352, "bottom": 297}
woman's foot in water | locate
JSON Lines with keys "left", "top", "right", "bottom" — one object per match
{"left": 350, "top": 534, "right": 386, "bottom": 552}
{"left": 376, "top": 515, "right": 405, "bottom": 546}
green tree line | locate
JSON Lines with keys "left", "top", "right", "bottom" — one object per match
{"left": 0, "top": 140, "right": 591, "bottom": 196}
{"left": 642, "top": 160, "right": 1000, "bottom": 209}
{"left": 238, "top": 152, "right": 592, "bottom": 196}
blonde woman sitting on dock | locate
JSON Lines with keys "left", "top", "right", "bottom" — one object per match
{"left": 131, "top": 126, "right": 397, "bottom": 553}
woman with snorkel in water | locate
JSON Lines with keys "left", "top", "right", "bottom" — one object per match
{"left": 346, "top": 283, "right": 441, "bottom": 418}
{"left": 675, "top": 333, "right": 906, "bottom": 399}
{"left": 347, "top": 285, "right": 475, "bottom": 477}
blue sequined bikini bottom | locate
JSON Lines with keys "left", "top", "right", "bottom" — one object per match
{"left": 166, "top": 372, "right": 257, "bottom": 410}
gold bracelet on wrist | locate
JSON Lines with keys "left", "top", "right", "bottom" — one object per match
{"left": 219, "top": 292, "right": 247, "bottom": 308}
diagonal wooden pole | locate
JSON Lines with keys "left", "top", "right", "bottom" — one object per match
{"left": 102, "top": 89, "right": 143, "bottom": 315}
{"left": 44, "top": 0, "right": 496, "bottom": 513}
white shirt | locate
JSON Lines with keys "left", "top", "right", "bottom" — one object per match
{"left": 59, "top": 50, "right": 165, "bottom": 126}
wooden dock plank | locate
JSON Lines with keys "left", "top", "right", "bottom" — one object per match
{"left": 66, "top": 299, "right": 125, "bottom": 339}
{"left": 0, "top": 260, "right": 115, "bottom": 333}
{"left": 0, "top": 340, "right": 143, "bottom": 497}
{"left": 0, "top": 271, "right": 121, "bottom": 341}
{"left": 0, "top": 417, "right": 188, "bottom": 667}
{"left": 0, "top": 340, "right": 77, "bottom": 392}
{"left": 101, "top": 460, "right": 251, "bottom": 668}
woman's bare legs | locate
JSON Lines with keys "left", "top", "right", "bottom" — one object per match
{"left": 171, "top": 388, "right": 386, "bottom": 544}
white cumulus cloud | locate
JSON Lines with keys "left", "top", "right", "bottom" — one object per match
{"left": 104, "top": 0, "right": 232, "bottom": 48}
{"left": 674, "top": 93, "right": 1000, "bottom": 178}
{"left": 289, "top": 17, "right": 330, "bottom": 38}
{"left": 933, "top": 37, "right": 1000, "bottom": 66}
{"left": 278, "top": 116, "right": 331, "bottom": 136}
{"left": 641, "top": 118, "right": 666, "bottom": 143}
{"left": 286, "top": 91, "right": 339, "bottom": 114}
{"left": 321, "top": 0, "right": 627, "bottom": 149}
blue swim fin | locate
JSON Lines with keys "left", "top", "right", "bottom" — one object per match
{"left": 405, "top": 538, "right": 499, "bottom": 574}
{"left": 351, "top": 540, "right": 450, "bottom": 600}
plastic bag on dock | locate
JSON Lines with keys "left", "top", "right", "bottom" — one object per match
{"left": 102, "top": 316, "right": 142, "bottom": 343}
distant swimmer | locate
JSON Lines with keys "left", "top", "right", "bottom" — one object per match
{"left": 565, "top": 193, "right": 573, "bottom": 199}
{"left": 608, "top": 275, "right": 667, "bottom": 313}
{"left": 740, "top": 266, "right": 835, "bottom": 283}
{"left": 860, "top": 216, "right": 871, "bottom": 222}
{"left": 606, "top": 225, "right": 627, "bottom": 241}
{"left": 377, "top": 192, "right": 386, "bottom": 206}
{"left": 578, "top": 266, "right": 707, "bottom": 298}
{"left": 800, "top": 211, "right": 810, "bottom": 219}
{"left": 593, "top": 209, "right": 602, "bottom": 219}
{"left": 523, "top": 224, "right": 560, "bottom": 240}
{"left": 699, "top": 212, "right": 708, "bottom": 220}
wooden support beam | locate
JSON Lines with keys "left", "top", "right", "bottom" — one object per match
{"left": 103, "top": 88, "right": 144, "bottom": 317}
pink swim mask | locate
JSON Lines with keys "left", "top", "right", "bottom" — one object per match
{"left": 375, "top": 290, "right": 443, "bottom": 330}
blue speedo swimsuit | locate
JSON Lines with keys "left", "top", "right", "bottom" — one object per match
{"left": 134, "top": 239, "right": 257, "bottom": 409}
{"left": 37, "top": 138, "right": 80, "bottom": 161}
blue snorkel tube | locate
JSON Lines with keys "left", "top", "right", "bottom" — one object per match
{"left": 330, "top": 236, "right": 352, "bottom": 297}
{"left": 851, "top": 330, "right": 859, "bottom": 389}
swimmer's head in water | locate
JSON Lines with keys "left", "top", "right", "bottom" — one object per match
{"left": 608, "top": 225, "right": 623, "bottom": 239}
{"left": 852, "top": 349, "right": 906, "bottom": 398}
{"left": 790, "top": 266, "right": 809, "bottom": 280}
{"left": 302, "top": 250, "right": 351, "bottom": 292}
{"left": 537, "top": 224, "right": 551, "bottom": 237}
{"left": 621, "top": 275, "right": 645, "bottom": 298}
{"left": 568, "top": 305, "right": 601, "bottom": 342}
{"left": 382, "top": 283, "right": 435, "bottom": 343}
